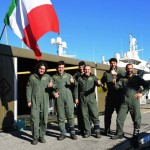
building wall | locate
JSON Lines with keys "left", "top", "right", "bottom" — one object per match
{"left": 96, "top": 69, "right": 107, "bottom": 113}
{"left": 0, "top": 55, "right": 15, "bottom": 130}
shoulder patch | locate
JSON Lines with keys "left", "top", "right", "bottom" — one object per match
{"left": 42, "top": 77, "right": 47, "bottom": 80}
{"left": 88, "top": 77, "right": 93, "bottom": 81}
{"left": 53, "top": 75, "right": 59, "bottom": 80}
{"left": 31, "top": 76, "right": 36, "bottom": 80}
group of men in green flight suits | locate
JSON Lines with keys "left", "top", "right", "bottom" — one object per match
{"left": 26, "top": 59, "right": 149, "bottom": 148}
{"left": 51, "top": 61, "right": 101, "bottom": 140}
{"left": 112, "top": 63, "right": 149, "bottom": 148}
{"left": 26, "top": 60, "right": 102, "bottom": 144}
{"left": 101, "top": 58, "right": 149, "bottom": 148}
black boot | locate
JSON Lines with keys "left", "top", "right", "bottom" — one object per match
{"left": 94, "top": 124, "right": 101, "bottom": 138}
{"left": 104, "top": 128, "right": 110, "bottom": 135}
{"left": 112, "top": 134, "right": 123, "bottom": 140}
{"left": 70, "top": 126, "right": 77, "bottom": 140}
{"left": 130, "top": 129, "right": 139, "bottom": 148}
{"left": 83, "top": 131, "right": 90, "bottom": 138}
{"left": 70, "top": 134, "right": 77, "bottom": 140}
{"left": 57, "top": 134, "right": 66, "bottom": 141}
{"left": 31, "top": 139, "right": 38, "bottom": 145}
{"left": 39, "top": 137, "right": 46, "bottom": 143}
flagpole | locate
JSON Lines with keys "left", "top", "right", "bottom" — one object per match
{"left": 0, "top": 24, "right": 6, "bottom": 40}
{"left": 5, "top": 26, "right": 8, "bottom": 45}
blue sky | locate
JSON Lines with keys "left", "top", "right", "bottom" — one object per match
{"left": 0, "top": 0, "right": 150, "bottom": 63}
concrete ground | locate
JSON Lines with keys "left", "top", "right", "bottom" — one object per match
{"left": 0, "top": 104, "right": 150, "bottom": 150}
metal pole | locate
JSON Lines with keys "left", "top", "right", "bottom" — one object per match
{"left": 94, "top": 66, "right": 99, "bottom": 104}
{"left": 5, "top": 26, "right": 8, "bottom": 45}
{"left": 0, "top": 24, "right": 6, "bottom": 40}
{"left": 13, "top": 57, "right": 18, "bottom": 128}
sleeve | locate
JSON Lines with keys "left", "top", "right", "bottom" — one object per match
{"left": 139, "top": 77, "right": 149, "bottom": 95}
{"left": 100, "top": 72, "right": 106, "bottom": 85}
{"left": 118, "top": 68, "right": 126, "bottom": 78}
{"left": 73, "top": 73, "right": 78, "bottom": 82}
{"left": 51, "top": 76, "right": 57, "bottom": 95}
{"left": 113, "top": 79, "right": 123, "bottom": 90}
{"left": 49, "top": 75, "right": 57, "bottom": 89}
{"left": 73, "top": 78, "right": 78, "bottom": 100}
{"left": 26, "top": 76, "right": 33, "bottom": 102}
{"left": 70, "top": 74, "right": 75, "bottom": 85}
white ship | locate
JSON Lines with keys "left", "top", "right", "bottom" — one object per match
{"left": 102, "top": 33, "right": 150, "bottom": 101}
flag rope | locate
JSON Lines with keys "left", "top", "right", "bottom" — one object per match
{"left": 0, "top": 24, "right": 6, "bottom": 40}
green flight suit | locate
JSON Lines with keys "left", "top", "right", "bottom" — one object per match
{"left": 101, "top": 68, "right": 125, "bottom": 131}
{"left": 78, "top": 74, "right": 100, "bottom": 134}
{"left": 73, "top": 71, "right": 84, "bottom": 134}
{"left": 52, "top": 72, "right": 77, "bottom": 135}
{"left": 115, "top": 75, "right": 149, "bottom": 135}
{"left": 26, "top": 73, "right": 51, "bottom": 140}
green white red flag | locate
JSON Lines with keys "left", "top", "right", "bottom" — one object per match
{"left": 4, "top": 0, "right": 60, "bottom": 60}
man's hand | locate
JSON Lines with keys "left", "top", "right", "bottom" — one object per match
{"left": 28, "top": 102, "right": 31, "bottom": 107}
{"left": 112, "top": 78, "right": 116, "bottom": 84}
{"left": 70, "top": 76, "right": 74, "bottom": 84}
{"left": 134, "top": 93, "right": 143, "bottom": 99}
{"left": 48, "top": 80, "right": 53, "bottom": 88}
{"left": 97, "top": 79, "right": 102, "bottom": 86}
{"left": 111, "top": 69, "right": 117, "bottom": 76}
{"left": 53, "top": 92, "right": 60, "bottom": 98}
{"left": 75, "top": 99, "right": 79, "bottom": 105}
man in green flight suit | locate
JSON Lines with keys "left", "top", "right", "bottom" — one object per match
{"left": 78, "top": 65, "right": 101, "bottom": 138}
{"left": 112, "top": 64, "right": 149, "bottom": 148}
{"left": 73, "top": 61, "right": 85, "bottom": 135}
{"left": 26, "top": 61, "right": 53, "bottom": 145}
{"left": 52, "top": 61, "right": 78, "bottom": 141}
{"left": 101, "top": 58, "right": 125, "bottom": 135}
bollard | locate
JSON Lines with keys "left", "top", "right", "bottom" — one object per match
{"left": 17, "top": 119, "right": 26, "bottom": 131}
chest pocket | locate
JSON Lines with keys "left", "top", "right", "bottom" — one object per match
{"left": 107, "top": 74, "right": 115, "bottom": 82}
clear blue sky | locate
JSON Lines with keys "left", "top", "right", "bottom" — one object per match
{"left": 0, "top": 0, "right": 150, "bottom": 63}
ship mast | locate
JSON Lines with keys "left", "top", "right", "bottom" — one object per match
{"left": 129, "top": 33, "right": 137, "bottom": 52}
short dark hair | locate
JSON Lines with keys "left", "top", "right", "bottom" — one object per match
{"left": 57, "top": 61, "right": 65, "bottom": 67}
{"left": 34, "top": 61, "right": 48, "bottom": 73}
{"left": 126, "top": 63, "right": 133, "bottom": 69}
{"left": 84, "top": 64, "right": 91, "bottom": 69}
{"left": 79, "top": 61, "right": 85, "bottom": 66}
{"left": 109, "top": 58, "right": 117, "bottom": 63}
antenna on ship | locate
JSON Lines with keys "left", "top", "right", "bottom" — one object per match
{"left": 51, "top": 37, "right": 67, "bottom": 56}
{"left": 51, "top": 37, "right": 76, "bottom": 58}
{"left": 120, "top": 38, "right": 123, "bottom": 58}
{"left": 140, "top": 32, "right": 144, "bottom": 60}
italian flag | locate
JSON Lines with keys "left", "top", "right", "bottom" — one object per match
{"left": 4, "top": 0, "right": 60, "bottom": 60}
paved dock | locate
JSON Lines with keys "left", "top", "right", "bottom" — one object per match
{"left": 0, "top": 104, "right": 150, "bottom": 150}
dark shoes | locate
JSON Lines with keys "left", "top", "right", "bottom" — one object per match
{"left": 112, "top": 134, "right": 123, "bottom": 140}
{"left": 31, "top": 137, "right": 46, "bottom": 145}
{"left": 31, "top": 139, "right": 38, "bottom": 145}
{"left": 58, "top": 134, "right": 77, "bottom": 140}
{"left": 83, "top": 132, "right": 90, "bottom": 138}
{"left": 104, "top": 129, "right": 110, "bottom": 135}
{"left": 70, "top": 134, "right": 77, "bottom": 140}
{"left": 77, "top": 130, "right": 84, "bottom": 135}
{"left": 57, "top": 134, "right": 66, "bottom": 141}
{"left": 39, "top": 137, "right": 46, "bottom": 143}
{"left": 95, "top": 132, "right": 101, "bottom": 138}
